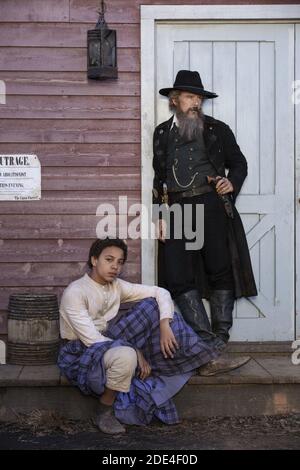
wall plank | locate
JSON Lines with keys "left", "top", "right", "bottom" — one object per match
{"left": 1, "top": 0, "right": 296, "bottom": 24}
{"left": 0, "top": 48, "right": 139, "bottom": 72}
{"left": 40, "top": 167, "right": 140, "bottom": 191}
{"left": 0, "top": 191, "right": 140, "bottom": 215}
{"left": 0, "top": 0, "right": 70, "bottom": 22}
{"left": 1, "top": 72, "right": 140, "bottom": 96}
{"left": 2, "top": 95, "right": 140, "bottom": 119}
{"left": 0, "top": 276, "right": 140, "bottom": 310}
{"left": 0, "top": 214, "right": 143, "bottom": 239}
{"left": 0, "top": 263, "right": 140, "bottom": 287}
{"left": 70, "top": 0, "right": 141, "bottom": 24}
{"left": 69, "top": 0, "right": 296, "bottom": 25}
{"left": 0, "top": 23, "right": 139, "bottom": 48}
{"left": 0, "top": 238, "right": 140, "bottom": 263}
{"left": 0, "top": 119, "right": 140, "bottom": 143}
{"left": 0, "top": 143, "right": 141, "bottom": 166}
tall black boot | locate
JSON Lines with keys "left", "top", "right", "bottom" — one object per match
{"left": 175, "top": 290, "right": 251, "bottom": 375}
{"left": 210, "top": 290, "right": 235, "bottom": 344}
{"left": 174, "top": 289, "right": 215, "bottom": 342}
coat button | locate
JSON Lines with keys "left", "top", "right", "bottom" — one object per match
{"left": 189, "top": 157, "right": 193, "bottom": 160}
{"left": 209, "top": 126, "right": 213, "bottom": 130}
{"left": 159, "top": 129, "right": 164, "bottom": 134}
{"left": 189, "top": 147, "right": 194, "bottom": 151}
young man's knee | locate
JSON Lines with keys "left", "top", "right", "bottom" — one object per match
{"left": 104, "top": 346, "right": 137, "bottom": 375}
{"left": 104, "top": 346, "right": 137, "bottom": 392}
{"left": 120, "top": 346, "right": 138, "bottom": 375}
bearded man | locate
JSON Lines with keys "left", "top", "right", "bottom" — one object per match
{"left": 152, "top": 70, "right": 257, "bottom": 372}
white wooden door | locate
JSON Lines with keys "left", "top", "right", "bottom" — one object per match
{"left": 156, "top": 23, "right": 295, "bottom": 341}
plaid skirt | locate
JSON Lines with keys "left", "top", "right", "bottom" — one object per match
{"left": 106, "top": 297, "right": 218, "bottom": 375}
{"left": 58, "top": 297, "right": 219, "bottom": 425}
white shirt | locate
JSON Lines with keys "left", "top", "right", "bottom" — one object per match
{"left": 172, "top": 114, "right": 179, "bottom": 129}
{"left": 59, "top": 273, "right": 174, "bottom": 347}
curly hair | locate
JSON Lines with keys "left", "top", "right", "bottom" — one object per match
{"left": 87, "top": 238, "right": 128, "bottom": 268}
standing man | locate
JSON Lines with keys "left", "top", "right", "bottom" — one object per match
{"left": 152, "top": 70, "right": 257, "bottom": 355}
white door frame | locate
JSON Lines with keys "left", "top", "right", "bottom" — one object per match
{"left": 140, "top": 4, "right": 300, "bottom": 338}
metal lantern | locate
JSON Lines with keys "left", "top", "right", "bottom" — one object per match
{"left": 87, "top": 1, "right": 117, "bottom": 80}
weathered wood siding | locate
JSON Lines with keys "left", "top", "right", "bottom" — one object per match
{"left": 0, "top": 0, "right": 297, "bottom": 339}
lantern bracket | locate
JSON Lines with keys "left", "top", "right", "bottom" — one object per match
{"left": 96, "top": 1, "right": 108, "bottom": 29}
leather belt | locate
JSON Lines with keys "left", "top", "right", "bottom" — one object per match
{"left": 169, "top": 184, "right": 213, "bottom": 203}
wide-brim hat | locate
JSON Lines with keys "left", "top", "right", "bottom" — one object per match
{"left": 159, "top": 70, "right": 218, "bottom": 99}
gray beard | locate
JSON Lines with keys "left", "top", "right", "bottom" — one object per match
{"left": 176, "top": 108, "right": 205, "bottom": 141}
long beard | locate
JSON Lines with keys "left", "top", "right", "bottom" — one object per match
{"left": 176, "top": 107, "right": 205, "bottom": 141}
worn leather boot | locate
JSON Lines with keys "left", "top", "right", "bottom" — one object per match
{"left": 174, "top": 289, "right": 215, "bottom": 342}
{"left": 198, "top": 355, "right": 251, "bottom": 376}
{"left": 93, "top": 403, "right": 126, "bottom": 434}
{"left": 210, "top": 290, "right": 235, "bottom": 344}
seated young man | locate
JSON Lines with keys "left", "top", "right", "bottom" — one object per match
{"left": 58, "top": 238, "right": 249, "bottom": 434}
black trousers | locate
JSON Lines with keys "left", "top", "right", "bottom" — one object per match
{"left": 164, "top": 191, "right": 234, "bottom": 297}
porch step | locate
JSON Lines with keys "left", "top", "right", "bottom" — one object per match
{"left": 0, "top": 355, "right": 299, "bottom": 422}
{"left": 226, "top": 341, "right": 292, "bottom": 355}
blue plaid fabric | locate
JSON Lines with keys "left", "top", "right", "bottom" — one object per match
{"left": 58, "top": 338, "right": 131, "bottom": 395}
{"left": 106, "top": 297, "right": 219, "bottom": 375}
{"left": 58, "top": 297, "right": 219, "bottom": 425}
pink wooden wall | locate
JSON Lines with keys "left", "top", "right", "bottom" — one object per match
{"left": 0, "top": 0, "right": 297, "bottom": 340}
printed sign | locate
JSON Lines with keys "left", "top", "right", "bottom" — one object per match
{"left": 0, "top": 154, "right": 41, "bottom": 201}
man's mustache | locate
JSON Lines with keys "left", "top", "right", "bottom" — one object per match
{"left": 187, "top": 107, "right": 201, "bottom": 114}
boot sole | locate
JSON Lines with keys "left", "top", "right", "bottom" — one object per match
{"left": 199, "top": 356, "right": 251, "bottom": 376}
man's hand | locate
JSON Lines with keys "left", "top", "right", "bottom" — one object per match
{"left": 215, "top": 176, "right": 234, "bottom": 195}
{"left": 155, "top": 219, "right": 167, "bottom": 243}
{"left": 136, "top": 349, "right": 151, "bottom": 380}
{"left": 160, "top": 319, "right": 179, "bottom": 359}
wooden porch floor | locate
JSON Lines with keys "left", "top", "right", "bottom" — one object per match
{"left": 0, "top": 343, "right": 299, "bottom": 421}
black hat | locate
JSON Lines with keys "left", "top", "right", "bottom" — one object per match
{"left": 159, "top": 70, "right": 218, "bottom": 99}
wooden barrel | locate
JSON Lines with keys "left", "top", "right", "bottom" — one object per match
{"left": 7, "top": 294, "right": 60, "bottom": 365}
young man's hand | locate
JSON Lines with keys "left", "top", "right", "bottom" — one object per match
{"left": 136, "top": 349, "right": 152, "bottom": 380}
{"left": 160, "top": 319, "right": 179, "bottom": 359}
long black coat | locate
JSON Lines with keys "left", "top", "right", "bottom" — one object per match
{"left": 152, "top": 114, "right": 257, "bottom": 299}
